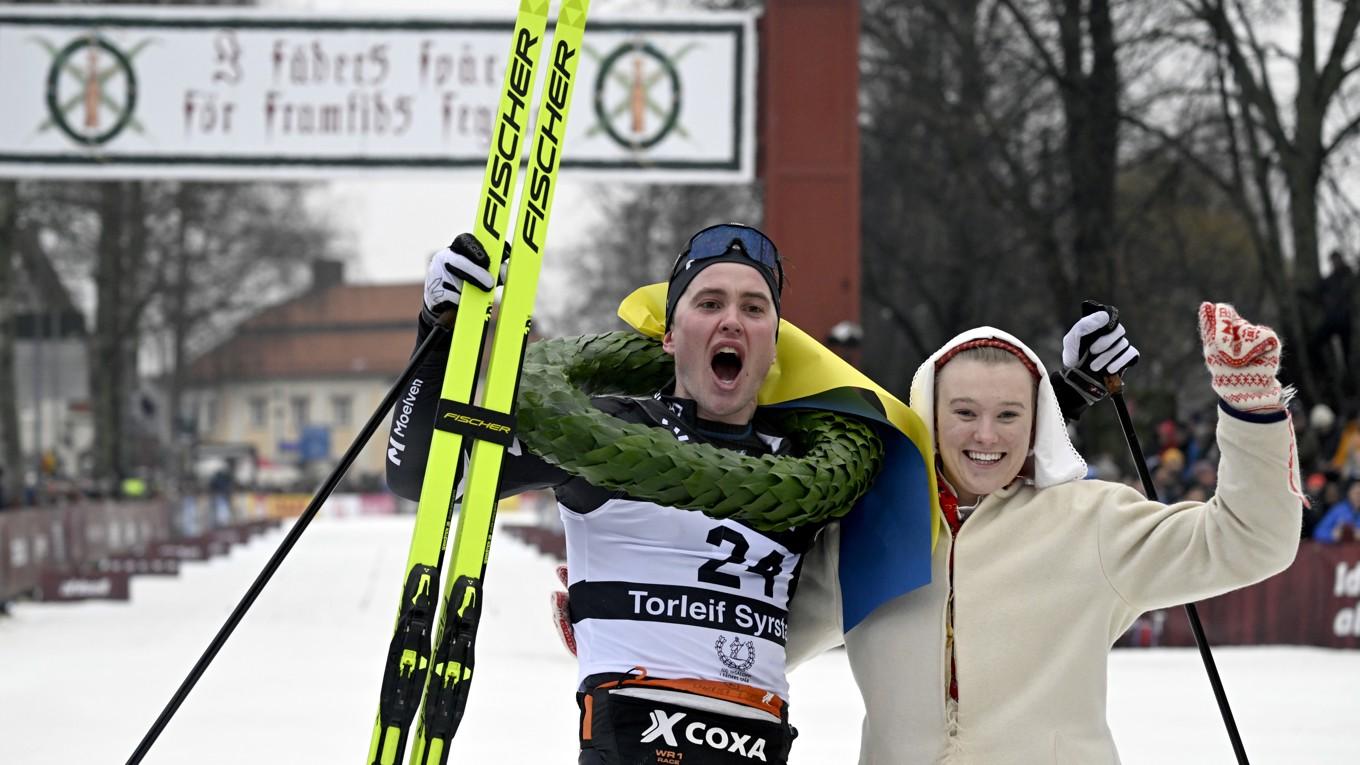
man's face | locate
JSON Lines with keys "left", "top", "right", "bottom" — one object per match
{"left": 662, "top": 262, "right": 778, "bottom": 425}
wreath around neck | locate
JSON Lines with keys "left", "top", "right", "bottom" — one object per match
{"left": 516, "top": 331, "right": 886, "bottom": 532}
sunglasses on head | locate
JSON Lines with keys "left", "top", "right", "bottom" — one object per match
{"left": 670, "top": 224, "right": 784, "bottom": 292}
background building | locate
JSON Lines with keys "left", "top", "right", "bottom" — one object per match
{"left": 8, "top": 235, "right": 92, "bottom": 494}
{"left": 185, "top": 263, "right": 419, "bottom": 490}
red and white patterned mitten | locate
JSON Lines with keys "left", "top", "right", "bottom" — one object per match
{"left": 1199, "top": 302, "right": 1292, "bottom": 412}
{"left": 550, "top": 563, "right": 577, "bottom": 657}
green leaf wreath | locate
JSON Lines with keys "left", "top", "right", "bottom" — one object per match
{"left": 516, "top": 331, "right": 886, "bottom": 531}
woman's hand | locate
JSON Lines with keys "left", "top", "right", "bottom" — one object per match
{"left": 1199, "top": 302, "right": 1290, "bottom": 412}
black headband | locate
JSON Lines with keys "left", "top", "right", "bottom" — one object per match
{"left": 665, "top": 224, "right": 784, "bottom": 330}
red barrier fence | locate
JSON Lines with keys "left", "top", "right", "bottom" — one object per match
{"left": 1136, "top": 540, "right": 1360, "bottom": 649}
{"left": 504, "top": 525, "right": 1360, "bottom": 649}
{"left": 0, "top": 501, "right": 174, "bottom": 602}
{"left": 11, "top": 503, "right": 1350, "bottom": 644}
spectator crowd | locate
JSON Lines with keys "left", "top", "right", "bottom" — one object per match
{"left": 1107, "top": 400, "right": 1360, "bottom": 544}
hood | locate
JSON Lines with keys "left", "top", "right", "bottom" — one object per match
{"left": 909, "top": 326, "right": 1087, "bottom": 492}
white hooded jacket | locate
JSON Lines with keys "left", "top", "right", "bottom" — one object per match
{"left": 786, "top": 327, "right": 1303, "bottom": 764}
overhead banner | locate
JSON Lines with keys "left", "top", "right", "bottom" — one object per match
{"left": 0, "top": 5, "right": 755, "bottom": 182}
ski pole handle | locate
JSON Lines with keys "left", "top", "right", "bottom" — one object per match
{"left": 1059, "top": 300, "right": 1121, "bottom": 405}
{"left": 1081, "top": 299, "right": 1124, "bottom": 397}
{"left": 435, "top": 307, "right": 457, "bottom": 330}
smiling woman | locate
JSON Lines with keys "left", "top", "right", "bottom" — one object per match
{"left": 788, "top": 309, "right": 1307, "bottom": 765}
{"left": 933, "top": 346, "right": 1039, "bottom": 506}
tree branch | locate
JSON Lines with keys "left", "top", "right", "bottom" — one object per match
{"left": 996, "top": 0, "right": 1075, "bottom": 89}
{"left": 1233, "top": 0, "right": 1293, "bottom": 147}
{"left": 1119, "top": 113, "right": 1241, "bottom": 201}
{"left": 1317, "top": 0, "right": 1360, "bottom": 104}
{"left": 1190, "top": 0, "right": 1293, "bottom": 153}
{"left": 1324, "top": 108, "right": 1360, "bottom": 156}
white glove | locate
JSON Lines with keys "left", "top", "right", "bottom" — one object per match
{"left": 1059, "top": 307, "right": 1140, "bottom": 406}
{"left": 1199, "top": 302, "right": 1290, "bottom": 412}
{"left": 1062, "top": 310, "right": 1140, "bottom": 374}
{"left": 423, "top": 233, "right": 495, "bottom": 316}
{"left": 549, "top": 563, "right": 577, "bottom": 657}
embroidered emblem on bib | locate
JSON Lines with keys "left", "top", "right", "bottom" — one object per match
{"left": 715, "top": 634, "right": 756, "bottom": 682}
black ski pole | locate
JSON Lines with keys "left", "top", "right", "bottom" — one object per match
{"left": 1102, "top": 372, "right": 1251, "bottom": 765}
{"left": 127, "top": 312, "right": 454, "bottom": 765}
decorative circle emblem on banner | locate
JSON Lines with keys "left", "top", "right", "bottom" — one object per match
{"left": 591, "top": 41, "right": 683, "bottom": 150}
{"left": 44, "top": 34, "right": 140, "bottom": 147}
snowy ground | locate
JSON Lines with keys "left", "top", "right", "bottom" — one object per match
{"left": 1, "top": 515, "right": 1355, "bottom": 764}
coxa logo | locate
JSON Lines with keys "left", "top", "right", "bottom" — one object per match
{"left": 639, "top": 709, "right": 769, "bottom": 761}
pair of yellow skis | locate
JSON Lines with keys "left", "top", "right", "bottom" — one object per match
{"left": 367, "top": 1, "right": 591, "bottom": 763}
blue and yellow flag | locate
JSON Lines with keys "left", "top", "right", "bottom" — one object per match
{"left": 619, "top": 283, "right": 939, "bottom": 630}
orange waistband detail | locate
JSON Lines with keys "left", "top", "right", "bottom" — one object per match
{"left": 596, "top": 670, "right": 785, "bottom": 718}
{"left": 581, "top": 694, "right": 594, "bottom": 741}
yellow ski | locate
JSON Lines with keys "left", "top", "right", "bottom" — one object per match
{"left": 408, "top": 2, "right": 591, "bottom": 763}
{"left": 367, "top": 3, "right": 551, "bottom": 763}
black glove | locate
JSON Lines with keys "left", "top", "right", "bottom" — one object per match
{"left": 1058, "top": 300, "right": 1140, "bottom": 408}
{"left": 422, "top": 233, "right": 496, "bottom": 320}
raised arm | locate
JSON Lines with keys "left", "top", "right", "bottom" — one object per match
{"left": 1095, "top": 303, "right": 1304, "bottom": 611}
{"left": 386, "top": 236, "right": 491, "bottom": 499}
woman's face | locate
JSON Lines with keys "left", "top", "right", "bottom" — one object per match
{"left": 935, "top": 357, "right": 1036, "bottom": 505}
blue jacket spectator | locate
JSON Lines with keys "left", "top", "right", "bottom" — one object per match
{"left": 1312, "top": 480, "right": 1360, "bottom": 543}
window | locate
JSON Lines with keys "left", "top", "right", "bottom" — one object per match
{"left": 201, "top": 397, "right": 218, "bottom": 431}
{"left": 249, "top": 397, "right": 268, "bottom": 428}
{"left": 331, "top": 394, "right": 353, "bottom": 426}
{"left": 291, "top": 396, "right": 310, "bottom": 427}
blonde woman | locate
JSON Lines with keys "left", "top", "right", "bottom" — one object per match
{"left": 789, "top": 303, "right": 1304, "bottom": 764}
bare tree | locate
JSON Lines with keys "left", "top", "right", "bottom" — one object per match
{"left": 543, "top": 183, "right": 760, "bottom": 336}
{"left": 860, "top": 0, "right": 1002, "bottom": 389}
{"left": 153, "top": 182, "right": 335, "bottom": 488}
{"left": 857, "top": 0, "right": 1269, "bottom": 430}
{"left": 0, "top": 183, "right": 22, "bottom": 506}
{"left": 87, "top": 183, "right": 148, "bottom": 488}
{"left": 1008, "top": 0, "right": 1146, "bottom": 310}
{"left": 1126, "top": 0, "right": 1360, "bottom": 400}
{"left": 859, "top": 0, "right": 1127, "bottom": 390}
{"left": 1190, "top": 0, "right": 1360, "bottom": 287}
{"left": 13, "top": 179, "right": 342, "bottom": 490}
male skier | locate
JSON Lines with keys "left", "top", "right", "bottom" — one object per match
{"left": 388, "top": 224, "right": 807, "bottom": 765}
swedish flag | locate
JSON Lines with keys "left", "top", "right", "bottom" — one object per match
{"left": 619, "top": 284, "right": 938, "bottom": 630}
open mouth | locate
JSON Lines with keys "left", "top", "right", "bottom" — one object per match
{"left": 711, "top": 347, "right": 744, "bottom": 384}
{"left": 964, "top": 450, "right": 1004, "bottom": 466}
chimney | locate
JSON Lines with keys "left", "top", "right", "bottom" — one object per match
{"left": 311, "top": 259, "right": 344, "bottom": 291}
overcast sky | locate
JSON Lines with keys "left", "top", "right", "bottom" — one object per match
{"left": 273, "top": 0, "right": 712, "bottom": 287}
